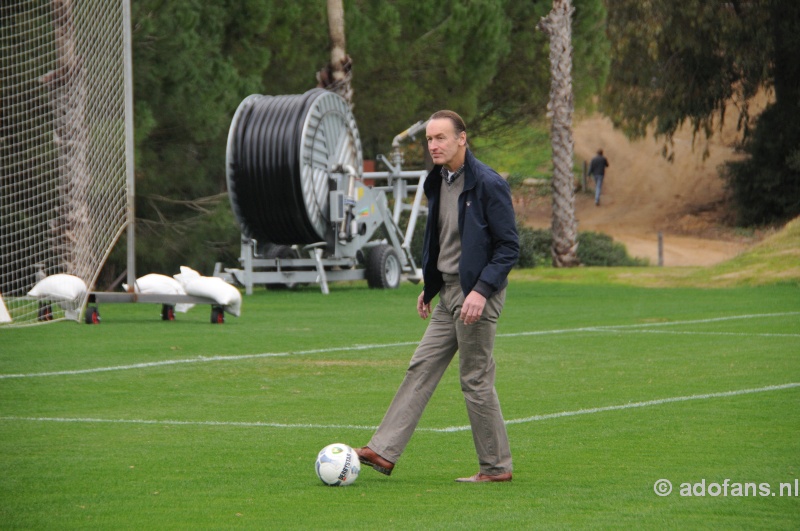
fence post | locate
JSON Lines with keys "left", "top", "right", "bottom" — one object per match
{"left": 658, "top": 232, "right": 664, "bottom": 267}
{"left": 582, "top": 160, "right": 588, "bottom": 193}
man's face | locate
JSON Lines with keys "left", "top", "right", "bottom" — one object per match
{"left": 426, "top": 118, "right": 466, "bottom": 170}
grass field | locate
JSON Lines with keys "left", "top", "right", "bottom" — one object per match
{"left": 1, "top": 276, "right": 799, "bottom": 529}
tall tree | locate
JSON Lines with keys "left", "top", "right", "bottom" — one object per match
{"left": 126, "top": 0, "right": 325, "bottom": 279}
{"left": 346, "top": 0, "right": 511, "bottom": 156}
{"left": 604, "top": 1, "right": 769, "bottom": 149}
{"left": 42, "top": 0, "right": 92, "bottom": 280}
{"left": 474, "top": 0, "right": 608, "bottom": 135}
{"left": 603, "top": 0, "right": 800, "bottom": 225}
{"left": 539, "top": 0, "right": 579, "bottom": 267}
{"left": 317, "top": 0, "right": 353, "bottom": 106}
{"left": 725, "top": 1, "right": 800, "bottom": 224}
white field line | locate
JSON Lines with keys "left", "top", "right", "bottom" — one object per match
{"left": 0, "top": 341, "right": 420, "bottom": 379}
{"left": 1, "top": 382, "right": 797, "bottom": 433}
{"left": 593, "top": 330, "right": 800, "bottom": 338}
{"left": 498, "top": 311, "right": 800, "bottom": 339}
{"left": 1, "top": 311, "right": 797, "bottom": 380}
{"left": 493, "top": 382, "right": 800, "bottom": 433}
{"left": 0, "top": 416, "right": 378, "bottom": 431}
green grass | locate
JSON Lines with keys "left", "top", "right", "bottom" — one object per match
{"left": 1, "top": 278, "right": 798, "bottom": 529}
{"left": 696, "top": 216, "right": 800, "bottom": 286}
{"left": 471, "top": 122, "right": 554, "bottom": 181}
{"left": 512, "top": 215, "right": 800, "bottom": 289}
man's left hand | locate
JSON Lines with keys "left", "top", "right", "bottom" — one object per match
{"left": 460, "top": 291, "right": 486, "bottom": 325}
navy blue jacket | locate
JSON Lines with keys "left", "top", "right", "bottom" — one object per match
{"left": 422, "top": 149, "right": 519, "bottom": 304}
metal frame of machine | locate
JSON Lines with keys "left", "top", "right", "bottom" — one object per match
{"left": 215, "top": 118, "right": 430, "bottom": 294}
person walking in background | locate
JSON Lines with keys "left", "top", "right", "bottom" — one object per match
{"left": 589, "top": 149, "right": 609, "bottom": 206}
{"left": 355, "top": 110, "right": 519, "bottom": 483}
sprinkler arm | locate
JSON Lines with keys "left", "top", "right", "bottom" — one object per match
{"left": 391, "top": 120, "right": 428, "bottom": 168}
{"left": 335, "top": 164, "right": 359, "bottom": 240}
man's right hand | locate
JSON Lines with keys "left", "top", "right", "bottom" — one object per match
{"left": 417, "top": 291, "right": 431, "bottom": 319}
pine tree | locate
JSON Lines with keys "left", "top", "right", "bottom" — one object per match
{"left": 603, "top": 0, "right": 800, "bottom": 225}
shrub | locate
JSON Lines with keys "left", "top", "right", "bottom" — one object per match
{"left": 506, "top": 172, "right": 528, "bottom": 190}
{"left": 723, "top": 104, "right": 800, "bottom": 226}
{"left": 577, "top": 231, "right": 648, "bottom": 266}
{"left": 515, "top": 223, "right": 648, "bottom": 268}
{"left": 516, "top": 224, "right": 552, "bottom": 268}
{"left": 379, "top": 217, "right": 647, "bottom": 271}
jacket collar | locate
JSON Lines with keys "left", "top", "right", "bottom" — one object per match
{"left": 462, "top": 149, "right": 477, "bottom": 191}
{"left": 426, "top": 148, "right": 477, "bottom": 194}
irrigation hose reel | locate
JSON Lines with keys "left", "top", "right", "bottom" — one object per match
{"left": 223, "top": 89, "right": 425, "bottom": 293}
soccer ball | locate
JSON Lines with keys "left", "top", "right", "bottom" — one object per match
{"left": 315, "top": 443, "right": 360, "bottom": 486}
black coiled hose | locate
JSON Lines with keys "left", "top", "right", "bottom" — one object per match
{"left": 226, "top": 88, "right": 330, "bottom": 245}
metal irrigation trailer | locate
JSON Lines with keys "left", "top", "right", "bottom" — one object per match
{"left": 215, "top": 90, "right": 429, "bottom": 295}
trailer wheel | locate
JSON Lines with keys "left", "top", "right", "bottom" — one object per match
{"left": 84, "top": 306, "right": 100, "bottom": 324}
{"left": 366, "top": 244, "right": 401, "bottom": 289}
{"left": 38, "top": 303, "right": 53, "bottom": 321}
{"left": 210, "top": 306, "right": 225, "bottom": 324}
{"left": 264, "top": 244, "right": 302, "bottom": 290}
{"left": 161, "top": 304, "right": 175, "bottom": 321}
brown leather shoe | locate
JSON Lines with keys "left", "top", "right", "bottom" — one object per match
{"left": 455, "top": 472, "right": 513, "bottom": 483}
{"left": 355, "top": 446, "right": 394, "bottom": 476}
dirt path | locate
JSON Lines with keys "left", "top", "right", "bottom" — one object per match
{"left": 516, "top": 105, "right": 769, "bottom": 266}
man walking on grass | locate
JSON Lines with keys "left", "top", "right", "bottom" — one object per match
{"left": 356, "top": 110, "right": 519, "bottom": 483}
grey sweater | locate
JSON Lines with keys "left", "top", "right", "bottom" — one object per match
{"left": 436, "top": 176, "right": 464, "bottom": 275}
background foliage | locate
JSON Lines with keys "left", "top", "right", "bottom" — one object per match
{"left": 603, "top": 0, "right": 800, "bottom": 225}
{"left": 102, "top": 0, "right": 797, "bottom": 285}
{"left": 99, "top": 0, "right": 608, "bottom": 285}
{"left": 516, "top": 225, "right": 647, "bottom": 268}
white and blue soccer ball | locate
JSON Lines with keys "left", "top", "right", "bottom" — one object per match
{"left": 315, "top": 443, "right": 360, "bottom": 486}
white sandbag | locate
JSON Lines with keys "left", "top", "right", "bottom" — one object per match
{"left": 0, "top": 292, "right": 11, "bottom": 323}
{"left": 124, "top": 273, "right": 183, "bottom": 294}
{"left": 173, "top": 266, "right": 202, "bottom": 287}
{"left": 123, "top": 273, "right": 192, "bottom": 313}
{"left": 174, "top": 266, "right": 241, "bottom": 316}
{"left": 27, "top": 274, "right": 88, "bottom": 320}
{"left": 28, "top": 274, "right": 87, "bottom": 307}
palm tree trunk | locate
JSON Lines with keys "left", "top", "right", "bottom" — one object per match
{"left": 42, "top": 0, "right": 92, "bottom": 280}
{"left": 317, "top": 0, "right": 353, "bottom": 107}
{"left": 538, "top": 0, "right": 579, "bottom": 267}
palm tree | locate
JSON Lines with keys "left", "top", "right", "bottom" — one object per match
{"left": 317, "top": 0, "right": 353, "bottom": 107}
{"left": 43, "top": 0, "right": 93, "bottom": 280}
{"left": 538, "top": 0, "right": 579, "bottom": 267}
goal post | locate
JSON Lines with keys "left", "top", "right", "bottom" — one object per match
{"left": 0, "top": 0, "right": 134, "bottom": 326}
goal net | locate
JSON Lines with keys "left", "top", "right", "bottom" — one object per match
{"left": 0, "top": 0, "right": 133, "bottom": 325}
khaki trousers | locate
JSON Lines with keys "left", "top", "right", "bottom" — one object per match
{"left": 368, "top": 274, "right": 512, "bottom": 475}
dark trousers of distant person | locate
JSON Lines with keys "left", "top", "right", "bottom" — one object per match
{"left": 593, "top": 173, "right": 604, "bottom": 205}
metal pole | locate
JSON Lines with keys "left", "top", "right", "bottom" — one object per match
{"left": 582, "top": 160, "right": 587, "bottom": 193}
{"left": 242, "top": 240, "right": 253, "bottom": 295}
{"left": 122, "top": 0, "right": 136, "bottom": 288}
{"left": 403, "top": 171, "right": 427, "bottom": 250}
{"left": 658, "top": 232, "right": 664, "bottom": 267}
